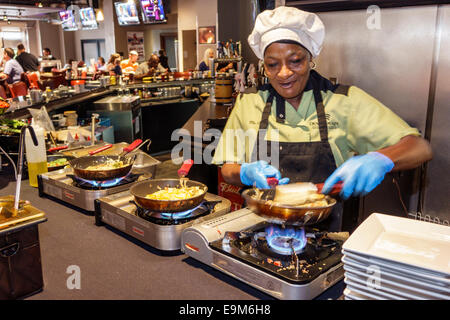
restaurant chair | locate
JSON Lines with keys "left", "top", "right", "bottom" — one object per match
{"left": 0, "top": 85, "right": 7, "bottom": 99}
{"left": 26, "top": 72, "right": 40, "bottom": 89}
{"left": 8, "top": 81, "right": 28, "bottom": 98}
{"left": 20, "top": 73, "right": 31, "bottom": 89}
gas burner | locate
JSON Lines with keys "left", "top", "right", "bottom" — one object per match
{"left": 67, "top": 173, "right": 141, "bottom": 190}
{"left": 160, "top": 207, "right": 198, "bottom": 220}
{"left": 216, "top": 221, "right": 343, "bottom": 283}
{"left": 265, "top": 225, "right": 307, "bottom": 255}
{"left": 135, "top": 201, "right": 221, "bottom": 225}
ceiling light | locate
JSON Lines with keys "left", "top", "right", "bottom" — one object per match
{"left": 3, "top": 15, "right": 7, "bottom": 22}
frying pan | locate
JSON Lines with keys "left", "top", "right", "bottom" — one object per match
{"left": 68, "top": 139, "right": 143, "bottom": 181}
{"left": 130, "top": 178, "right": 208, "bottom": 213}
{"left": 47, "top": 154, "right": 75, "bottom": 172}
{"left": 241, "top": 181, "right": 343, "bottom": 227}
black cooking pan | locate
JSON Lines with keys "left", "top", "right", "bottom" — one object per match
{"left": 130, "top": 178, "right": 208, "bottom": 212}
{"left": 68, "top": 140, "right": 143, "bottom": 181}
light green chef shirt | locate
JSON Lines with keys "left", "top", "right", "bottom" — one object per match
{"left": 212, "top": 86, "right": 420, "bottom": 167}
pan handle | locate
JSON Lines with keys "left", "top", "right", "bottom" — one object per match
{"left": 266, "top": 177, "right": 279, "bottom": 187}
{"left": 178, "top": 159, "right": 194, "bottom": 177}
{"left": 88, "top": 144, "right": 113, "bottom": 155}
{"left": 123, "top": 139, "right": 143, "bottom": 153}
{"left": 316, "top": 181, "right": 343, "bottom": 195}
{"left": 48, "top": 145, "right": 68, "bottom": 153}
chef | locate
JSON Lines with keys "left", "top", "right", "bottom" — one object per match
{"left": 212, "top": 6, "right": 432, "bottom": 231}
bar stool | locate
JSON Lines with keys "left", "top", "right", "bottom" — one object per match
{"left": 8, "top": 81, "right": 28, "bottom": 98}
{"left": 26, "top": 72, "right": 40, "bottom": 89}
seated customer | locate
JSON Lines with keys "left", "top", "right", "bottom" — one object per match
{"left": 135, "top": 54, "right": 167, "bottom": 80}
{"left": 112, "top": 58, "right": 122, "bottom": 76}
{"left": 16, "top": 44, "right": 40, "bottom": 73}
{"left": 120, "top": 50, "right": 139, "bottom": 73}
{"left": 106, "top": 53, "right": 120, "bottom": 72}
{"left": 0, "top": 48, "right": 24, "bottom": 84}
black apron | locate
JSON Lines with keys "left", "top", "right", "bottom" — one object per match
{"left": 251, "top": 71, "right": 349, "bottom": 231}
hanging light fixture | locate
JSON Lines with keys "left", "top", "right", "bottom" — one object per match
{"left": 96, "top": 9, "right": 104, "bottom": 22}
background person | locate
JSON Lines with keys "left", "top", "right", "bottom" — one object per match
{"left": 120, "top": 50, "right": 139, "bottom": 73}
{"left": 135, "top": 54, "right": 167, "bottom": 80}
{"left": 198, "top": 48, "right": 214, "bottom": 72}
{"left": 158, "top": 49, "right": 169, "bottom": 70}
{"left": 0, "top": 47, "right": 24, "bottom": 84}
{"left": 41, "top": 48, "right": 56, "bottom": 73}
{"left": 16, "top": 44, "right": 39, "bottom": 72}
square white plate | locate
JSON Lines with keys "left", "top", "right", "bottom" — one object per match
{"left": 343, "top": 213, "right": 450, "bottom": 276}
{"left": 345, "top": 268, "right": 445, "bottom": 300}
{"left": 344, "top": 277, "right": 402, "bottom": 300}
{"left": 342, "top": 251, "right": 450, "bottom": 287}
{"left": 344, "top": 263, "right": 450, "bottom": 299}
{"left": 344, "top": 288, "right": 367, "bottom": 300}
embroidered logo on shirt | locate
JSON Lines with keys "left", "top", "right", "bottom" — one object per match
{"left": 309, "top": 113, "right": 339, "bottom": 129}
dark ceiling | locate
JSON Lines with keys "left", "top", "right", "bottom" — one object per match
{"left": 0, "top": 1, "right": 90, "bottom": 8}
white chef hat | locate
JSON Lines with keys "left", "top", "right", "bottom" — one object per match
{"left": 248, "top": 6, "right": 325, "bottom": 59}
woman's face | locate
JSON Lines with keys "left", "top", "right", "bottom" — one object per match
{"left": 264, "top": 43, "right": 311, "bottom": 100}
{"left": 208, "top": 50, "right": 214, "bottom": 59}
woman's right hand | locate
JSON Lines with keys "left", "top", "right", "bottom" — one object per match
{"left": 240, "top": 160, "right": 289, "bottom": 189}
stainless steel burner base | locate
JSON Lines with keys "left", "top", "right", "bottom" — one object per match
{"left": 95, "top": 191, "right": 231, "bottom": 251}
{"left": 181, "top": 208, "right": 344, "bottom": 300}
{"left": 38, "top": 168, "right": 151, "bottom": 212}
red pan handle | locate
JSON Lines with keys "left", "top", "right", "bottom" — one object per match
{"left": 316, "top": 181, "right": 343, "bottom": 195}
{"left": 88, "top": 144, "right": 113, "bottom": 155}
{"left": 178, "top": 159, "right": 194, "bottom": 177}
{"left": 266, "top": 177, "right": 279, "bottom": 187}
{"left": 123, "top": 139, "right": 143, "bottom": 153}
{"left": 48, "top": 145, "right": 68, "bottom": 153}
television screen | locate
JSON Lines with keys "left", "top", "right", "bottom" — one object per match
{"left": 114, "top": 2, "right": 140, "bottom": 26}
{"left": 80, "top": 7, "right": 98, "bottom": 30}
{"left": 59, "top": 10, "right": 78, "bottom": 31}
{"left": 140, "top": 0, "right": 167, "bottom": 24}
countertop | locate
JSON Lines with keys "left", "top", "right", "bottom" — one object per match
{"left": 0, "top": 169, "right": 270, "bottom": 300}
{"left": 0, "top": 164, "right": 344, "bottom": 300}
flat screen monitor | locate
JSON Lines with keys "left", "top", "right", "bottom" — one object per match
{"left": 80, "top": 7, "right": 98, "bottom": 30}
{"left": 59, "top": 10, "right": 78, "bottom": 31}
{"left": 140, "top": 0, "right": 167, "bottom": 24}
{"left": 114, "top": 2, "right": 140, "bottom": 26}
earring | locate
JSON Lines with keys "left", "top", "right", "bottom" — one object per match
{"left": 310, "top": 61, "right": 317, "bottom": 69}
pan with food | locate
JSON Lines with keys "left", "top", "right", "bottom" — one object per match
{"left": 68, "top": 139, "right": 143, "bottom": 181}
{"left": 241, "top": 181, "right": 343, "bottom": 226}
{"left": 130, "top": 178, "right": 208, "bottom": 213}
{"left": 47, "top": 155, "right": 74, "bottom": 171}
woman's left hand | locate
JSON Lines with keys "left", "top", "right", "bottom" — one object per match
{"left": 321, "top": 152, "right": 394, "bottom": 199}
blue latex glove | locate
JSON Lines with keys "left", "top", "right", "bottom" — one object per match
{"left": 240, "top": 160, "right": 290, "bottom": 189}
{"left": 322, "top": 152, "right": 394, "bottom": 199}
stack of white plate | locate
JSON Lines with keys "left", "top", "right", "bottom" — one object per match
{"left": 341, "top": 213, "right": 450, "bottom": 300}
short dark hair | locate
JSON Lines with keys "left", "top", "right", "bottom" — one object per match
{"left": 43, "top": 48, "right": 51, "bottom": 53}
{"left": 4, "top": 48, "right": 15, "bottom": 59}
{"left": 17, "top": 44, "right": 25, "bottom": 51}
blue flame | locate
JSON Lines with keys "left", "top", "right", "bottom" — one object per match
{"left": 265, "top": 225, "right": 307, "bottom": 255}
{"left": 78, "top": 176, "right": 126, "bottom": 188}
{"left": 160, "top": 205, "right": 199, "bottom": 219}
